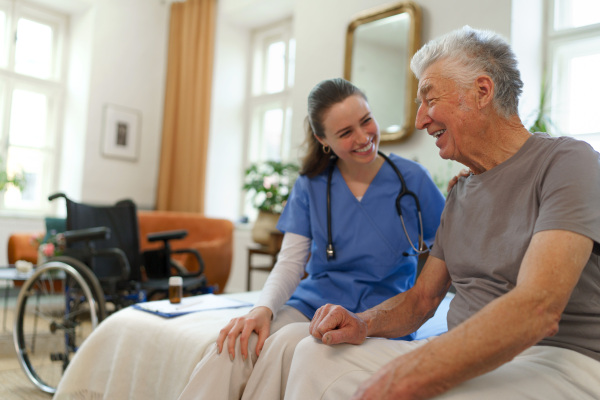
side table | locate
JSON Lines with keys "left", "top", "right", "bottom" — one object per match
{"left": 0, "top": 266, "right": 34, "bottom": 332}
{"left": 247, "top": 231, "right": 283, "bottom": 291}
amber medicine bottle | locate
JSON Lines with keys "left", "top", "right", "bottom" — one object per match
{"left": 169, "top": 276, "right": 183, "bottom": 304}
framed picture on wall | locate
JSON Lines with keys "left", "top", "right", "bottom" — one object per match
{"left": 101, "top": 104, "right": 141, "bottom": 162}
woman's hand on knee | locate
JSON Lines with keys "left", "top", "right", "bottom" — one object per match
{"left": 216, "top": 306, "right": 273, "bottom": 361}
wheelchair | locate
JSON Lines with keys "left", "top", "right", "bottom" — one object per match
{"left": 13, "top": 193, "right": 212, "bottom": 394}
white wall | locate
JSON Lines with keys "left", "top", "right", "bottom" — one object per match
{"left": 77, "top": 0, "right": 169, "bottom": 209}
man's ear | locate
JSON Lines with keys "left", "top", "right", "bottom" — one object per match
{"left": 475, "top": 75, "right": 494, "bottom": 110}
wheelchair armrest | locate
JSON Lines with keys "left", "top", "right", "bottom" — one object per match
{"left": 63, "top": 227, "right": 111, "bottom": 244}
{"left": 147, "top": 229, "right": 187, "bottom": 242}
{"left": 172, "top": 248, "right": 205, "bottom": 276}
{"left": 92, "top": 247, "right": 131, "bottom": 282}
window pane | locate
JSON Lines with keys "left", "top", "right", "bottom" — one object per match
{"left": 0, "top": 10, "right": 7, "bottom": 68}
{"left": 15, "top": 18, "right": 53, "bottom": 79}
{"left": 551, "top": 36, "right": 600, "bottom": 136}
{"left": 265, "top": 40, "right": 285, "bottom": 93}
{"left": 9, "top": 89, "right": 48, "bottom": 147}
{"left": 565, "top": 54, "right": 600, "bottom": 134}
{"left": 262, "top": 108, "right": 283, "bottom": 159}
{"left": 554, "top": 0, "right": 600, "bottom": 30}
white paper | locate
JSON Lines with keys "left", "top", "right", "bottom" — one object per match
{"left": 134, "top": 294, "right": 253, "bottom": 316}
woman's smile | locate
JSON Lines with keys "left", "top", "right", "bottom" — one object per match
{"left": 354, "top": 140, "right": 374, "bottom": 154}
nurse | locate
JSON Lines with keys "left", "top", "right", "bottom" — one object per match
{"left": 178, "top": 78, "right": 445, "bottom": 400}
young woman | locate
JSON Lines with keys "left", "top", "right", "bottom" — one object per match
{"left": 178, "top": 78, "right": 446, "bottom": 400}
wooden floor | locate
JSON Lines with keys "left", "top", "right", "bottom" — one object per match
{"left": 0, "top": 288, "right": 54, "bottom": 400}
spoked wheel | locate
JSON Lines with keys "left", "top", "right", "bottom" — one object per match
{"left": 13, "top": 259, "right": 106, "bottom": 394}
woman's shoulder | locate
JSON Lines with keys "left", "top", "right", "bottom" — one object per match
{"left": 294, "top": 170, "right": 328, "bottom": 192}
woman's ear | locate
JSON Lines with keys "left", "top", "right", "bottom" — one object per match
{"left": 475, "top": 75, "right": 494, "bottom": 109}
{"left": 314, "top": 133, "right": 328, "bottom": 147}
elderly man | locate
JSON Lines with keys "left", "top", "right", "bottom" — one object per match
{"left": 280, "top": 26, "right": 600, "bottom": 399}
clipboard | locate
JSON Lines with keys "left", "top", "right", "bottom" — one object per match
{"left": 133, "top": 294, "right": 253, "bottom": 318}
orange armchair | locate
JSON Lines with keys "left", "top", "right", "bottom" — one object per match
{"left": 137, "top": 211, "right": 234, "bottom": 294}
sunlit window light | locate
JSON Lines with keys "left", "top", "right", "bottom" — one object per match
{"left": 554, "top": 0, "right": 600, "bottom": 30}
{"left": 9, "top": 89, "right": 48, "bottom": 148}
{"left": 265, "top": 41, "right": 285, "bottom": 93}
{"left": 15, "top": 18, "right": 53, "bottom": 79}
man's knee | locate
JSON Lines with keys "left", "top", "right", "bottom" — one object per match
{"left": 265, "top": 322, "right": 310, "bottom": 350}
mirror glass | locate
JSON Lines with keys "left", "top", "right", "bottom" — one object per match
{"left": 344, "top": 2, "right": 421, "bottom": 143}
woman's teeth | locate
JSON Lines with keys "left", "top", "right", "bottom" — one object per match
{"left": 356, "top": 142, "right": 372, "bottom": 152}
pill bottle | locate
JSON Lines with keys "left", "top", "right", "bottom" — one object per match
{"left": 169, "top": 276, "right": 183, "bottom": 304}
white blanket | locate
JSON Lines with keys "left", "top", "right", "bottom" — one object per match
{"left": 53, "top": 291, "right": 451, "bottom": 399}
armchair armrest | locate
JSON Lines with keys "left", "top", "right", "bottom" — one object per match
{"left": 147, "top": 230, "right": 187, "bottom": 242}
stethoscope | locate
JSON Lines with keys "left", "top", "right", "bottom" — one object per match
{"left": 326, "top": 151, "right": 427, "bottom": 260}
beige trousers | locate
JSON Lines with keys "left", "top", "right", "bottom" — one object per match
{"left": 284, "top": 336, "right": 600, "bottom": 400}
{"left": 177, "top": 306, "right": 308, "bottom": 400}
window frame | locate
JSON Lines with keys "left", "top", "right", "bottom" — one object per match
{"left": 243, "top": 19, "right": 295, "bottom": 219}
{"left": 0, "top": 0, "right": 67, "bottom": 215}
{"left": 545, "top": 0, "right": 600, "bottom": 144}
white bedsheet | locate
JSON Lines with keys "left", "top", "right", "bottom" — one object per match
{"left": 53, "top": 291, "right": 452, "bottom": 400}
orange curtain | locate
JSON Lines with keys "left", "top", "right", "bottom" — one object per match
{"left": 156, "top": 0, "right": 216, "bottom": 212}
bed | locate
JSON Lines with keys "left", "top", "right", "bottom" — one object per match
{"left": 53, "top": 291, "right": 452, "bottom": 399}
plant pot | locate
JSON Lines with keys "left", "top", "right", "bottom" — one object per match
{"left": 251, "top": 210, "right": 281, "bottom": 246}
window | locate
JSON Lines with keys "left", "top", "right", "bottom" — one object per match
{"left": 247, "top": 20, "right": 295, "bottom": 165}
{"left": 0, "top": 0, "right": 66, "bottom": 213}
{"left": 243, "top": 20, "right": 295, "bottom": 219}
{"left": 547, "top": 0, "right": 600, "bottom": 149}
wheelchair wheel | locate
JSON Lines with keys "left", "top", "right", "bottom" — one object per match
{"left": 13, "top": 259, "right": 107, "bottom": 394}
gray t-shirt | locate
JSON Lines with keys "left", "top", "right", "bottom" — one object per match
{"left": 431, "top": 133, "right": 600, "bottom": 362}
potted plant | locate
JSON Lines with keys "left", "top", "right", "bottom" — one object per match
{"left": 0, "top": 168, "right": 25, "bottom": 192}
{"left": 243, "top": 160, "right": 299, "bottom": 246}
{"left": 528, "top": 75, "right": 554, "bottom": 135}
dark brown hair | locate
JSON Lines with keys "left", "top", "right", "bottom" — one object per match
{"left": 300, "top": 78, "right": 367, "bottom": 177}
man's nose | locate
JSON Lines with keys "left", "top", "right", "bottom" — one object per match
{"left": 415, "top": 104, "right": 431, "bottom": 130}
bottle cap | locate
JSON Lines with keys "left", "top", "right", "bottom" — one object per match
{"left": 169, "top": 276, "right": 183, "bottom": 286}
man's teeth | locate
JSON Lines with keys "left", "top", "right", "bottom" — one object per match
{"left": 356, "top": 142, "right": 372, "bottom": 152}
{"left": 433, "top": 129, "right": 446, "bottom": 139}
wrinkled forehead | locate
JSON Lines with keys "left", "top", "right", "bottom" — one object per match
{"left": 416, "top": 63, "right": 458, "bottom": 100}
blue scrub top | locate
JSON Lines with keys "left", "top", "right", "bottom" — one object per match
{"left": 278, "top": 154, "right": 445, "bottom": 339}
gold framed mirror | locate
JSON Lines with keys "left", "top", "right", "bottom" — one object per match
{"left": 344, "top": 2, "right": 421, "bottom": 143}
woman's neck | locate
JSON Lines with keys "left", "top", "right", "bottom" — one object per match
{"left": 337, "top": 155, "right": 384, "bottom": 198}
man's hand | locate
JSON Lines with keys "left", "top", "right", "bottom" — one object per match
{"left": 216, "top": 306, "right": 273, "bottom": 360}
{"left": 309, "top": 304, "right": 368, "bottom": 345}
